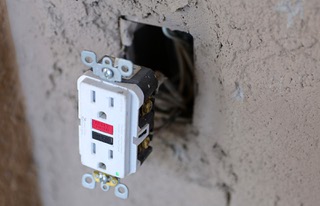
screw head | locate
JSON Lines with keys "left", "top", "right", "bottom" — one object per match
{"left": 102, "top": 68, "right": 113, "bottom": 79}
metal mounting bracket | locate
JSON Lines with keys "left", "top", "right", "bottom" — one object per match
{"left": 81, "top": 173, "right": 129, "bottom": 199}
{"left": 81, "top": 50, "right": 133, "bottom": 82}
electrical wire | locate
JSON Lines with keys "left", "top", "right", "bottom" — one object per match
{"left": 154, "top": 27, "right": 195, "bottom": 132}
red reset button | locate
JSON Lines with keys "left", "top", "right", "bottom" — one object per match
{"left": 92, "top": 119, "right": 114, "bottom": 135}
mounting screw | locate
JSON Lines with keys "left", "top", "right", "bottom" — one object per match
{"left": 102, "top": 68, "right": 114, "bottom": 79}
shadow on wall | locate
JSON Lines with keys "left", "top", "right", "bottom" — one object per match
{"left": 0, "top": 0, "right": 41, "bottom": 205}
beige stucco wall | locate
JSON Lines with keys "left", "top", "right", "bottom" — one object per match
{"left": 0, "top": 1, "right": 40, "bottom": 205}
{"left": 7, "top": 0, "right": 320, "bottom": 205}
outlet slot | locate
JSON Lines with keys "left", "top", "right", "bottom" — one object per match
{"left": 110, "top": 97, "right": 114, "bottom": 107}
{"left": 91, "top": 142, "right": 96, "bottom": 154}
{"left": 98, "top": 162, "right": 106, "bottom": 170}
{"left": 98, "top": 111, "right": 107, "bottom": 119}
{"left": 109, "top": 150, "right": 113, "bottom": 159}
{"left": 91, "top": 90, "right": 96, "bottom": 103}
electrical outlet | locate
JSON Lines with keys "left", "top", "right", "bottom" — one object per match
{"left": 78, "top": 51, "right": 158, "bottom": 199}
{"left": 78, "top": 71, "right": 144, "bottom": 178}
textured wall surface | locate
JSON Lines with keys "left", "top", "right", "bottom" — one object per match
{"left": 7, "top": 0, "right": 320, "bottom": 206}
{"left": 0, "top": 1, "right": 41, "bottom": 205}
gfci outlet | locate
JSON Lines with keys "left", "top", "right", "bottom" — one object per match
{"left": 78, "top": 51, "right": 158, "bottom": 199}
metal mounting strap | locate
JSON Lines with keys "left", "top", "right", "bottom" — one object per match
{"left": 81, "top": 50, "right": 133, "bottom": 82}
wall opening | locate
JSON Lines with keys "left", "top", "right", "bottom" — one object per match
{"left": 120, "top": 17, "right": 195, "bottom": 131}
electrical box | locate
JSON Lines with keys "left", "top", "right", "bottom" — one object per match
{"left": 78, "top": 51, "right": 158, "bottom": 199}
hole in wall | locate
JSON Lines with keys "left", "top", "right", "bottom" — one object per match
{"left": 120, "top": 17, "right": 195, "bottom": 131}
